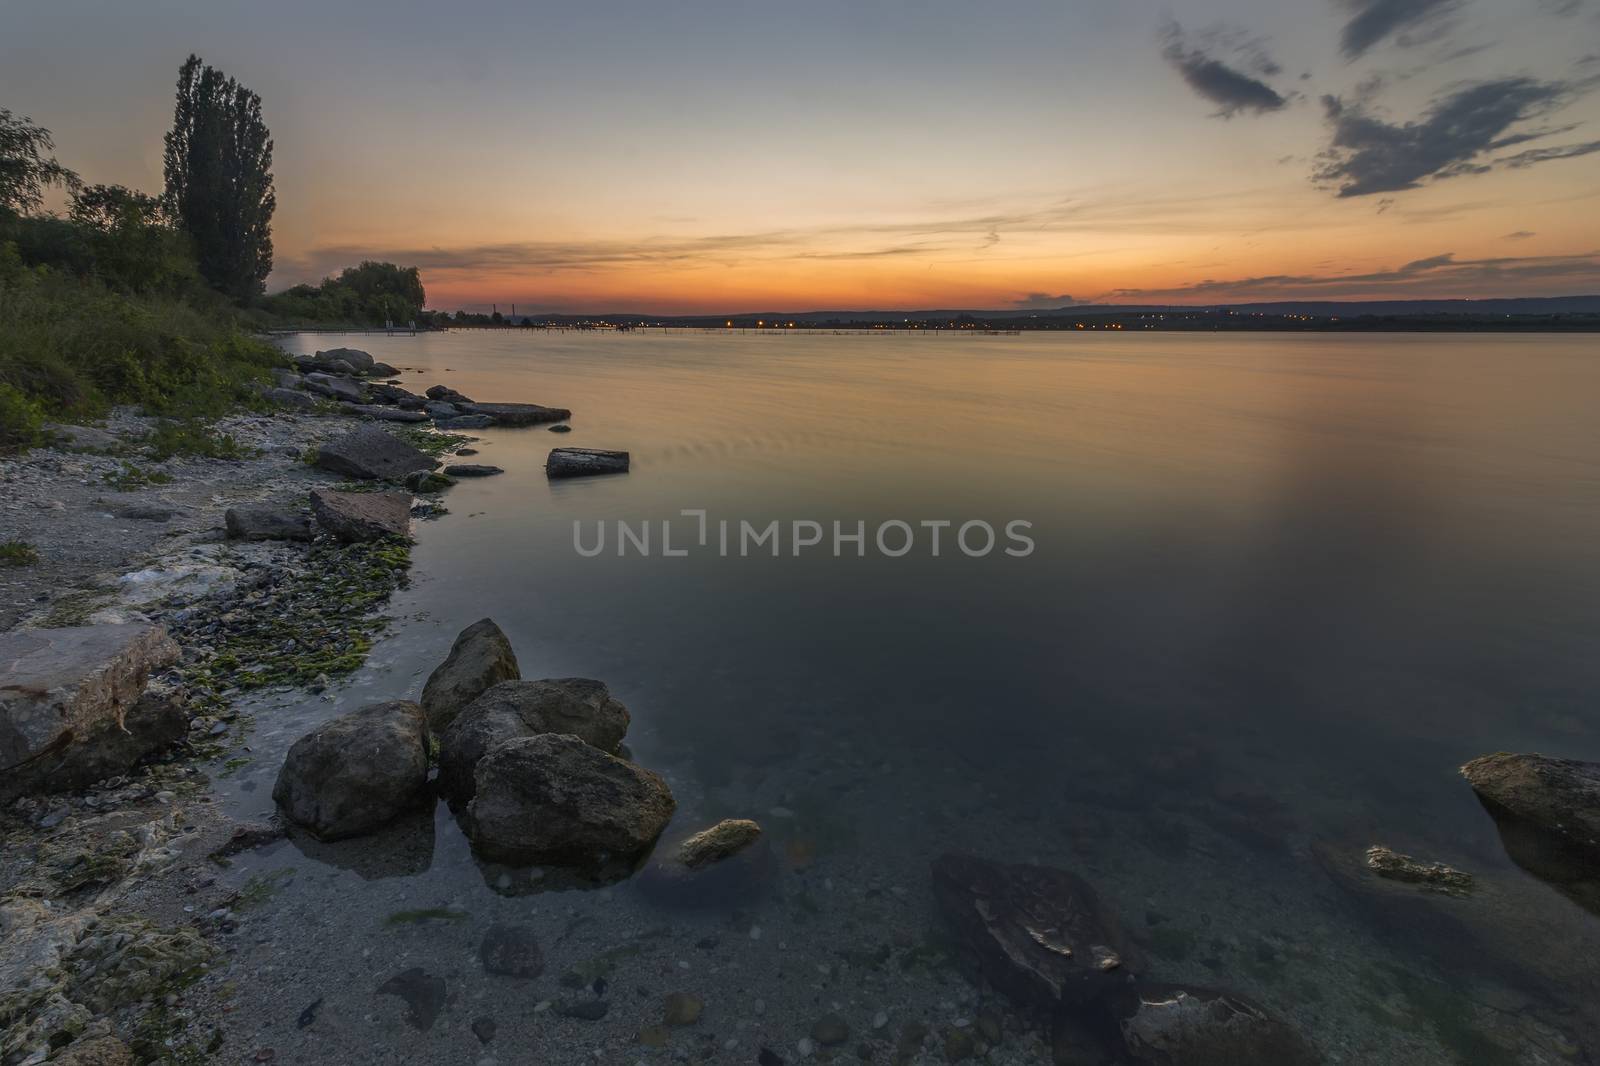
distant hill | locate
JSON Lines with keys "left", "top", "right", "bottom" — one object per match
{"left": 770, "top": 296, "right": 1600, "bottom": 320}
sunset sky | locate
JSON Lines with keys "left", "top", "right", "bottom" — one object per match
{"left": 4, "top": 0, "right": 1599, "bottom": 311}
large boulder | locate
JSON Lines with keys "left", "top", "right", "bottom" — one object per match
{"left": 313, "top": 425, "right": 437, "bottom": 481}
{"left": 310, "top": 488, "right": 412, "bottom": 542}
{"left": 368, "top": 382, "right": 421, "bottom": 405}
{"left": 931, "top": 854, "right": 1134, "bottom": 1010}
{"left": 419, "top": 618, "right": 521, "bottom": 732}
{"left": 465, "top": 733, "right": 675, "bottom": 863}
{"left": 425, "top": 385, "right": 473, "bottom": 405}
{"left": 302, "top": 372, "right": 367, "bottom": 404}
{"left": 1462, "top": 752, "right": 1600, "bottom": 909}
{"left": 41, "top": 423, "right": 122, "bottom": 453}
{"left": 264, "top": 387, "right": 317, "bottom": 410}
{"left": 367, "top": 361, "right": 400, "bottom": 377}
{"left": 0, "top": 624, "right": 178, "bottom": 777}
{"left": 316, "top": 347, "right": 376, "bottom": 372}
{"left": 0, "top": 692, "right": 188, "bottom": 803}
{"left": 1462, "top": 753, "right": 1600, "bottom": 860}
{"left": 272, "top": 700, "right": 430, "bottom": 840}
{"left": 225, "top": 503, "right": 313, "bottom": 542}
{"left": 462, "top": 402, "right": 572, "bottom": 426}
{"left": 437, "top": 678, "right": 629, "bottom": 802}
{"left": 1109, "top": 984, "right": 1319, "bottom": 1066}
{"left": 546, "top": 448, "right": 629, "bottom": 478}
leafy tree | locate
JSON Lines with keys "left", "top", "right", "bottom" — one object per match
{"left": 163, "top": 55, "right": 275, "bottom": 300}
{"left": 0, "top": 108, "right": 79, "bottom": 215}
{"left": 70, "top": 184, "right": 197, "bottom": 294}
{"left": 255, "top": 260, "right": 427, "bottom": 326}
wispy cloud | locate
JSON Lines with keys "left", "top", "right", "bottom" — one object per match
{"left": 1101, "top": 250, "right": 1600, "bottom": 300}
{"left": 1335, "top": 0, "right": 1465, "bottom": 60}
{"left": 1315, "top": 77, "right": 1596, "bottom": 196}
{"left": 1503, "top": 230, "right": 1536, "bottom": 240}
{"left": 1161, "top": 22, "right": 1289, "bottom": 117}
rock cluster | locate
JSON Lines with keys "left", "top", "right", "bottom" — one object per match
{"left": 270, "top": 348, "right": 572, "bottom": 429}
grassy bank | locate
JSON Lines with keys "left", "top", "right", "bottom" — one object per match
{"left": 0, "top": 241, "right": 282, "bottom": 452}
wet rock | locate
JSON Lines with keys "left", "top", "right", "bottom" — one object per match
{"left": 225, "top": 503, "right": 313, "bottom": 542}
{"left": 403, "top": 469, "right": 455, "bottom": 493}
{"left": 425, "top": 401, "right": 461, "bottom": 420}
{"left": 313, "top": 424, "right": 437, "bottom": 481}
{"left": 302, "top": 372, "right": 367, "bottom": 404}
{"left": 1462, "top": 752, "right": 1600, "bottom": 864}
{"left": 264, "top": 386, "right": 317, "bottom": 410}
{"left": 480, "top": 922, "right": 544, "bottom": 978}
{"left": 465, "top": 733, "right": 675, "bottom": 864}
{"left": 2, "top": 691, "right": 187, "bottom": 802}
{"left": 638, "top": 1026, "right": 671, "bottom": 1047}
{"left": 812, "top": 1015, "right": 851, "bottom": 1046}
{"left": 50, "top": 1036, "right": 134, "bottom": 1065}
{"left": 272, "top": 700, "right": 430, "bottom": 840}
{"left": 345, "top": 404, "right": 429, "bottom": 423}
{"left": 549, "top": 423, "right": 572, "bottom": 433}
{"left": 434, "top": 414, "right": 494, "bottom": 430}
{"left": 426, "top": 384, "right": 474, "bottom": 405}
{"left": 367, "top": 361, "right": 401, "bottom": 377}
{"left": 462, "top": 401, "right": 571, "bottom": 426}
{"left": 368, "top": 382, "right": 420, "bottom": 404}
{"left": 310, "top": 488, "right": 412, "bottom": 542}
{"left": 377, "top": 967, "right": 446, "bottom": 1031}
{"left": 444, "top": 463, "right": 504, "bottom": 477}
{"left": 678, "top": 819, "right": 763, "bottom": 868}
{"left": 930, "top": 854, "right": 1133, "bottom": 1010}
{"left": 943, "top": 1028, "right": 975, "bottom": 1061}
{"left": 1365, "top": 845, "right": 1474, "bottom": 896}
{"left": 420, "top": 618, "right": 521, "bottom": 732}
{"left": 316, "top": 347, "right": 376, "bottom": 373}
{"left": 0, "top": 623, "right": 179, "bottom": 778}
{"left": 1110, "top": 984, "right": 1319, "bottom": 1066}
{"left": 547, "top": 447, "right": 629, "bottom": 478}
{"left": 637, "top": 822, "right": 776, "bottom": 909}
{"left": 438, "top": 678, "right": 628, "bottom": 801}
{"left": 664, "top": 992, "right": 704, "bottom": 1026}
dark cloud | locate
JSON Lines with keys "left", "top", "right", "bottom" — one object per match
{"left": 1161, "top": 22, "right": 1288, "bottom": 118}
{"left": 1315, "top": 77, "right": 1591, "bottom": 196}
{"left": 1503, "top": 230, "right": 1536, "bottom": 239}
{"left": 1336, "top": 0, "right": 1465, "bottom": 59}
{"left": 1013, "top": 293, "right": 1076, "bottom": 309}
{"left": 1100, "top": 251, "right": 1600, "bottom": 300}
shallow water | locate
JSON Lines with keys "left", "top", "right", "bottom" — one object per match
{"left": 218, "top": 330, "right": 1600, "bottom": 1063}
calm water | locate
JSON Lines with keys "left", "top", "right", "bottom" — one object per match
{"left": 225, "top": 330, "right": 1600, "bottom": 1064}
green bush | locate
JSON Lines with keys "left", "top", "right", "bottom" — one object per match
{"left": 0, "top": 381, "right": 44, "bottom": 451}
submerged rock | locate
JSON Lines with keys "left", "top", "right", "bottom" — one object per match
{"left": 0, "top": 623, "right": 179, "bottom": 779}
{"left": 930, "top": 854, "right": 1133, "bottom": 1009}
{"left": 313, "top": 425, "right": 437, "bottom": 481}
{"left": 310, "top": 488, "right": 412, "bottom": 542}
{"left": 1365, "top": 845, "right": 1473, "bottom": 896}
{"left": 638, "top": 820, "right": 776, "bottom": 909}
{"left": 465, "top": 733, "right": 674, "bottom": 864}
{"left": 462, "top": 401, "right": 572, "bottom": 426}
{"left": 225, "top": 503, "right": 313, "bottom": 542}
{"left": 420, "top": 618, "right": 521, "bottom": 732}
{"left": 1110, "top": 984, "right": 1319, "bottom": 1066}
{"left": 479, "top": 923, "right": 544, "bottom": 978}
{"left": 443, "top": 463, "right": 503, "bottom": 477}
{"left": 272, "top": 700, "right": 430, "bottom": 840}
{"left": 377, "top": 966, "right": 446, "bottom": 1031}
{"left": 546, "top": 447, "right": 629, "bottom": 478}
{"left": 679, "top": 819, "right": 763, "bottom": 868}
{"left": 438, "top": 678, "right": 630, "bottom": 802}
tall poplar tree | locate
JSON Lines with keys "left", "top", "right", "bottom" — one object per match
{"left": 162, "top": 55, "right": 275, "bottom": 300}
